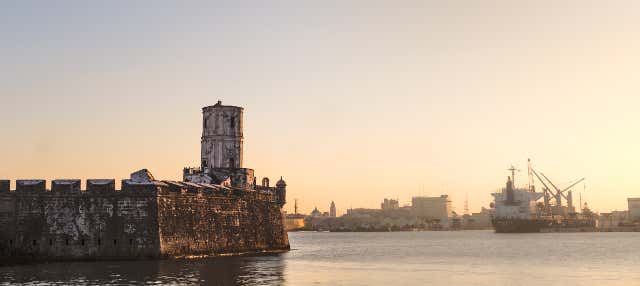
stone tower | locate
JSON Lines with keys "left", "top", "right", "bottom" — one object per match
{"left": 201, "top": 100, "right": 243, "bottom": 169}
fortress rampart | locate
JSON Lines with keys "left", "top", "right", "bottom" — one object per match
{"left": 0, "top": 101, "right": 290, "bottom": 264}
{"left": 0, "top": 173, "right": 288, "bottom": 264}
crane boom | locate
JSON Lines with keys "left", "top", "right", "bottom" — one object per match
{"left": 541, "top": 173, "right": 568, "bottom": 200}
{"left": 561, "top": 178, "right": 585, "bottom": 193}
{"left": 531, "top": 169, "right": 552, "bottom": 192}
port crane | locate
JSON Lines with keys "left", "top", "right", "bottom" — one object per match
{"left": 540, "top": 173, "right": 585, "bottom": 213}
{"left": 530, "top": 166, "right": 585, "bottom": 215}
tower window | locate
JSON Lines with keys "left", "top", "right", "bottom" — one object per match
{"left": 32, "top": 240, "right": 37, "bottom": 246}
{"left": 230, "top": 116, "right": 235, "bottom": 128}
{"left": 129, "top": 239, "right": 133, "bottom": 245}
{"left": 49, "top": 239, "right": 53, "bottom": 246}
{"left": 65, "top": 239, "right": 69, "bottom": 246}
{"left": 98, "top": 239, "right": 102, "bottom": 246}
{"left": 113, "top": 239, "right": 118, "bottom": 245}
{"left": 81, "top": 239, "right": 85, "bottom": 246}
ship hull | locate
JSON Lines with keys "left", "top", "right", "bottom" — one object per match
{"left": 491, "top": 217, "right": 547, "bottom": 233}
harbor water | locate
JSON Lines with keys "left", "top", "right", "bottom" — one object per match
{"left": 2, "top": 231, "right": 639, "bottom": 285}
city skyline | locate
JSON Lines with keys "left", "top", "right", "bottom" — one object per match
{"left": 3, "top": 1, "right": 640, "bottom": 215}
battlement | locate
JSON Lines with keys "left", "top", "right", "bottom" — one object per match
{"left": 16, "top": 180, "right": 46, "bottom": 192}
{"left": 86, "top": 179, "right": 116, "bottom": 193}
{"left": 51, "top": 180, "right": 81, "bottom": 193}
{"left": 0, "top": 180, "right": 9, "bottom": 193}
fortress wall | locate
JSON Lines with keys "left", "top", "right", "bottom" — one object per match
{"left": 0, "top": 182, "right": 161, "bottom": 263}
{"left": 157, "top": 190, "right": 289, "bottom": 257}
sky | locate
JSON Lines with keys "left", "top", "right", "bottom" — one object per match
{"left": 2, "top": 1, "right": 640, "bottom": 215}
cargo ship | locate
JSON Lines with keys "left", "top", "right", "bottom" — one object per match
{"left": 491, "top": 159, "right": 596, "bottom": 233}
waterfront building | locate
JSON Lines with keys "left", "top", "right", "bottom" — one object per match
{"left": 284, "top": 212, "right": 306, "bottom": 231}
{"left": 628, "top": 198, "right": 640, "bottom": 221}
{"left": 381, "top": 198, "right": 400, "bottom": 210}
{"left": 598, "top": 210, "right": 629, "bottom": 229}
{"left": 411, "top": 195, "right": 453, "bottom": 228}
{"left": 461, "top": 207, "right": 493, "bottom": 229}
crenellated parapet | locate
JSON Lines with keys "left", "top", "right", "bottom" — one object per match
{"left": 0, "top": 170, "right": 279, "bottom": 205}
{"left": 16, "top": 180, "right": 46, "bottom": 192}
{"left": 0, "top": 180, "right": 9, "bottom": 193}
{"left": 51, "top": 180, "right": 81, "bottom": 194}
{"left": 86, "top": 179, "right": 116, "bottom": 193}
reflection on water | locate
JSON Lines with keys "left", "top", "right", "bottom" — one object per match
{"left": 0, "top": 254, "right": 285, "bottom": 286}
{"left": 3, "top": 231, "right": 640, "bottom": 285}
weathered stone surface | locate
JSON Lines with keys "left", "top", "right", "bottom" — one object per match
{"left": 201, "top": 102, "right": 244, "bottom": 169}
{"left": 0, "top": 181, "right": 289, "bottom": 264}
{"left": 16, "top": 180, "right": 46, "bottom": 192}
{"left": 0, "top": 181, "right": 9, "bottom": 193}
{"left": 86, "top": 180, "right": 115, "bottom": 193}
{"left": 157, "top": 190, "right": 289, "bottom": 257}
{"left": 52, "top": 180, "right": 81, "bottom": 193}
{"left": 130, "top": 169, "right": 155, "bottom": 183}
{"left": 0, "top": 186, "right": 160, "bottom": 264}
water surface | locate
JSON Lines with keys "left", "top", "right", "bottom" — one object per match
{"left": 2, "top": 231, "right": 639, "bottom": 285}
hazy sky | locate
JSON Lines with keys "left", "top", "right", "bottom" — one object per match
{"left": 2, "top": 1, "right": 640, "bottom": 214}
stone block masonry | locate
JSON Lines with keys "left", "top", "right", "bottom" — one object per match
{"left": 0, "top": 172, "right": 289, "bottom": 265}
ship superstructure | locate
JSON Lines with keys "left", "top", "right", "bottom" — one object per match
{"left": 491, "top": 159, "right": 595, "bottom": 233}
{"left": 492, "top": 177, "right": 543, "bottom": 220}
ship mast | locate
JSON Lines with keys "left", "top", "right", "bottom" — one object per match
{"left": 507, "top": 165, "right": 520, "bottom": 188}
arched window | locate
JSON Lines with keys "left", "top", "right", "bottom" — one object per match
{"left": 262, "top": 178, "right": 270, "bottom": 187}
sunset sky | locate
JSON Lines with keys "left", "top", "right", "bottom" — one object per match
{"left": 2, "top": 1, "right": 640, "bottom": 215}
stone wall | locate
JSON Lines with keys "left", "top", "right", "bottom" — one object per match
{"left": 0, "top": 182, "right": 160, "bottom": 264}
{"left": 157, "top": 189, "right": 289, "bottom": 257}
{"left": 0, "top": 179, "right": 289, "bottom": 264}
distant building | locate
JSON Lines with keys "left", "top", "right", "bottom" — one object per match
{"left": 628, "top": 198, "right": 640, "bottom": 221}
{"left": 598, "top": 210, "right": 629, "bottom": 229}
{"left": 381, "top": 198, "right": 400, "bottom": 210}
{"left": 411, "top": 195, "right": 453, "bottom": 228}
{"left": 462, "top": 207, "right": 493, "bottom": 229}
{"left": 346, "top": 208, "right": 382, "bottom": 216}
{"left": 330, "top": 201, "right": 337, "bottom": 217}
{"left": 284, "top": 212, "right": 306, "bottom": 231}
{"left": 310, "top": 207, "right": 322, "bottom": 217}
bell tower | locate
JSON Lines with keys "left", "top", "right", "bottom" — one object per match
{"left": 201, "top": 100, "right": 243, "bottom": 170}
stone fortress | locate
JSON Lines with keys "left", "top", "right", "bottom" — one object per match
{"left": 0, "top": 101, "right": 289, "bottom": 264}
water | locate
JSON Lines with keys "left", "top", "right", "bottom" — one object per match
{"left": 2, "top": 231, "right": 640, "bottom": 285}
